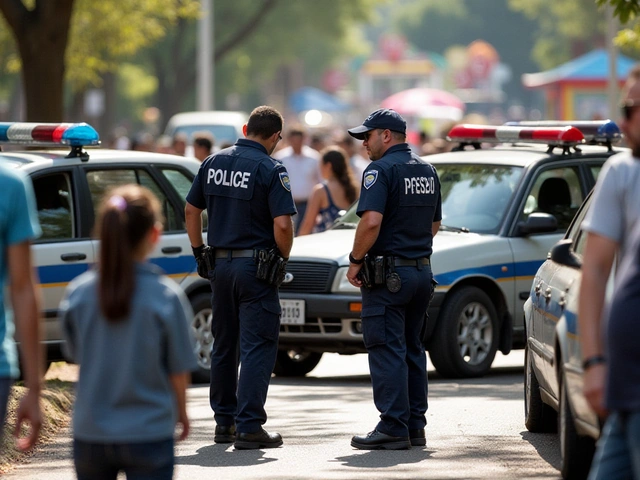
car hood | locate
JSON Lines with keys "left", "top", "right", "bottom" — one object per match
{"left": 289, "top": 228, "right": 489, "bottom": 264}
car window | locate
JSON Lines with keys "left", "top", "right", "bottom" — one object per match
{"left": 173, "top": 125, "right": 239, "bottom": 145}
{"left": 160, "top": 167, "right": 208, "bottom": 229}
{"left": 85, "top": 169, "right": 181, "bottom": 231}
{"left": 571, "top": 196, "right": 593, "bottom": 256}
{"left": 32, "top": 173, "right": 74, "bottom": 241}
{"left": 590, "top": 165, "right": 602, "bottom": 182}
{"left": 520, "top": 166, "right": 583, "bottom": 231}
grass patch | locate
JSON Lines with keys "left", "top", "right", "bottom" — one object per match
{"left": 0, "top": 379, "right": 75, "bottom": 475}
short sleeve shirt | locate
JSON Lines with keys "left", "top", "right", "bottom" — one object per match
{"left": 356, "top": 143, "right": 442, "bottom": 258}
{"left": 59, "top": 263, "right": 198, "bottom": 442}
{"left": 0, "top": 165, "right": 41, "bottom": 379}
{"left": 582, "top": 151, "right": 640, "bottom": 258}
{"left": 186, "top": 139, "right": 296, "bottom": 249}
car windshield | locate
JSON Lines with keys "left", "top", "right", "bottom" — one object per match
{"left": 333, "top": 163, "right": 523, "bottom": 234}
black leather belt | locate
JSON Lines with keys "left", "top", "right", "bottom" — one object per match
{"left": 214, "top": 249, "right": 255, "bottom": 259}
{"left": 393, "top": 257, "right": 430, "bottom": 267}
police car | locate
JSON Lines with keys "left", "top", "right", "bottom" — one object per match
{"left": 276, "top": 120, "right": 624, "bottom": 378}
{"left": 1, "top": 122, "right": 212, "bottom": 382}
{"left": 524, "top": 190, "right": 603, "bottom": 479}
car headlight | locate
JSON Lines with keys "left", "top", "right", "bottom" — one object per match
{"left": 332, "top": 266, "right": 360, "bottom": 293}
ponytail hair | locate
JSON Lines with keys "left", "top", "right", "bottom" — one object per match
{"left": 95, "top": 184, "right": 162, "bottom": 322}
{"left": 321, "top": 146, "right": 358, "bottom": 204}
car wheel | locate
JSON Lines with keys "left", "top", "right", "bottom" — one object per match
{"left": 559, "top": 371, "right": 595, "bottom": 479}
{"left": 524, "top": 343, "right": 557, "bottom": 432}
{"left": 273, "top": 350, "right": 322, "bottom": 377}
{"left": 189, "top": 292, "right": 213, "bottom": 384}
{"left": 429, "top": 286, "right": 499, "bottom": 378}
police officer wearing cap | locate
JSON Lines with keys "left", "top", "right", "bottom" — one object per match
{"left": 185, "top": 105, "right": 296, "bottom": 450}
{"left": 346, "top": 108, "right": 441, "bottom": 450}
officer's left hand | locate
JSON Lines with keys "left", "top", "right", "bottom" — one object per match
{"left": 347, "top": 263, "right": 363, "bottom": 288}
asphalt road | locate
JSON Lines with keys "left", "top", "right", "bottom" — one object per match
{"left": 7, "top": 351, "right": 562, "bottom": 479}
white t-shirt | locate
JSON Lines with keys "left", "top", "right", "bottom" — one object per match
{"left": 274, "top": 145, "right": 321, "bottom": 202}
{"left": 582, "top": 151, "right": 640, "bottom": 258}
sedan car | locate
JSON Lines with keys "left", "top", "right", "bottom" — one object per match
{"left": 524, "top": 189, "right": 607, "bottom": 479}
{"left": 2, "top": 122, "right": 213, "bottom": 382}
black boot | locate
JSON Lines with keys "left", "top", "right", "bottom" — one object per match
{"left": 234, "top": 428, "right": 283, "bottom": 450}
{"left": 214, "top": 424, "right": 236, "bottom": 443}
{"left": 351, "top": 430, "right": 411, "bottom": 450}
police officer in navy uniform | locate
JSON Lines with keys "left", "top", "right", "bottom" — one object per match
{"left": 346, "top": 108, "right": 441, "bottom": 450}
{"left": 185, "top": 106, "right": 295, "bottom": 449}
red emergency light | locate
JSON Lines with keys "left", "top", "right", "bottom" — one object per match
{"left": 447, "top": 124, "right": 585, "bottom": 147}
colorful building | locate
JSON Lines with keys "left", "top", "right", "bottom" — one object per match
{"left": 522, "top": 49, "right": 636, "bottom": 120}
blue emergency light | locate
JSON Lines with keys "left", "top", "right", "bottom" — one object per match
{"left": 504, "top": 120, "right": 621, "bottom": 147}
{"left": 0, "top": 122, "right": 100, "bottom": 147}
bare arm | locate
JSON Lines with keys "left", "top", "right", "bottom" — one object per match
{"left": 185, "top": 202, "right": 205, "bottom": 248}
{"left": 274, "top": 214, "right": 294, "bottom": 258}
{"left": 9, "top": 240, "right": 42, "bottom": 451}
{"left": 578, "top": 232, "right": 617, "bottom": 417}
{"left": 346, "top": 211, "right": 383, "bottom": 287}
{"left": 169, "top": 372, "right": 190, "bottom": 441}
{"left": 297, "top": 185, "right": 324, "bottom": 236}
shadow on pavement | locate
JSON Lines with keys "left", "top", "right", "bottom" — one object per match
{"left": 176, "top": 444, "right": 278, "bottom": 467}
{"left": 521, "top": 431, "right": 562, "bottom": 471}
{"left": 332, "top": 448, "right": 431, "bottom": 468}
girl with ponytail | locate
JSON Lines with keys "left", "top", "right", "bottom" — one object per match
{"left": 59, "top": 184, "right": 197, "bottom": 480}
{"left": 298, "top": 146, "right": 359, "bottom": 235}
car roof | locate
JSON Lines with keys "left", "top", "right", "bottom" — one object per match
{"left": 165, "top": 110, "right": 248, "bottom": 128}
{"left": 0, "top": 147, "right": 201, "bottom": 175}
{"left": 425, "top": 143, "right": 624, "bottom": 168}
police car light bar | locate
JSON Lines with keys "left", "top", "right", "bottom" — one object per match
{"left": 447, "top": 124, "right": 585, "bottom": 147}
{"left": 503, "top": 120, "right": 621, "bottom": 146}
{"left": 0, "top": 122, "right": 100, "bottom": 147}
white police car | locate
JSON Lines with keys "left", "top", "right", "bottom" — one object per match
{"left": 524, "top": 190, "right": 604, "bottom": 479}
{"left": 2, "top": 123, "right": 212, "bottom": 382}
{"left": 275, "top": 121, "right": 624, "bottom": 378}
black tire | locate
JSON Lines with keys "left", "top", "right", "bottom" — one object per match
{"left": 189, "top": 292, "right": 213, "bottom": 384}
{"left": 559, "top": 372, "right": 596, "bottom": 480}
{"left": 428, "top": 286, "right": 499, "bottom": 378}
{"left": 273, "top": 350, "right": 322, "bottom": 377}
{"left": 524, "top": 343, "right": 557, "bottom": 432}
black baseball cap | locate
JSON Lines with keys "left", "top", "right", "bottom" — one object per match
{"left": 348, "top": 108, "right": 407, "bottom": 140}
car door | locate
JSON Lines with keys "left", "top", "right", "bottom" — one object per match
{"left": 509, "top": 164, "right": 587, "bottom": 336}
{"left": 81, "top": 166, "right": 195, "bottom": 284}
{"left": 30, "top": 170, "right": 96, "bottom": 347}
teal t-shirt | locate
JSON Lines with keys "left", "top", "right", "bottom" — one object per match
{"left": 0, "top": 165, "right": 41, "bottom": 379}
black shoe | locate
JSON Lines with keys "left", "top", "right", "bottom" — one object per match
{"left": 234, "top": 428, "right": 283, "bottom": 450}
{"left": 351, "top": 430, "right": 411, "bottom": 450}
{"left": 409, "top": 428, "right": 426, "bottom": 447}
{"left": 214, "top": 424, "right": 236, "bottom": 443}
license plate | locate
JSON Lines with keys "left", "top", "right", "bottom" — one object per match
{"left": 280, "top": 299, "right": 305, "bottom": 325}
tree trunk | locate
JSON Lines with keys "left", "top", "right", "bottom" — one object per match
{"left": 0, "top": 0, "right": 74, "bottom": 122}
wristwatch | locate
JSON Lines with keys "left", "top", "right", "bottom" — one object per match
{"left": 349, "top": 252, "right": 364, "bottom": 265}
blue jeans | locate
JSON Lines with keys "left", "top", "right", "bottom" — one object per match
{"left": 589, "top": 411, "right": 640, "bottom": 480}
{"left": 0, "top": 377, "right": 12, "bottom": 444}
{"left": 73, "top": 438, "right": 174, "bottom": 480}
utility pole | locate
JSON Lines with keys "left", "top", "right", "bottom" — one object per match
{"left": 607, "top": 3, "right": 618, "bottom": 120}
{"left": 197, "top": 0, "right": 214, "bottom": 111}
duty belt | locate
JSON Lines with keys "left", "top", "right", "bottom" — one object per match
{"left": 214, "top": 249, "right": 255, "bottom": 259}
{"left": 392, "top": 257, "right": 430, "bottom": 267}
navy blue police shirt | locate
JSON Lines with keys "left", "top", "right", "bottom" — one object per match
{"left": 186, "top": 138, "right": 296, "bottom": 249}
{"left": 356, "top": 143, "right": 442, "bottom": 258}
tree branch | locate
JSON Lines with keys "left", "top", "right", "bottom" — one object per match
{"left": 0, "top": 0, "right": 28, "bottom": 35}
{"left": 214, "top": 0, "right": 278, "bottom": 62}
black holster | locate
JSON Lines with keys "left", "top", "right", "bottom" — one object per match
{"left": 255, "top": 247, "right": 287, "bottom": 287}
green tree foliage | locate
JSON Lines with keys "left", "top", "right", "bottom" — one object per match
{"left": 509, "top": 0, "right": 608, "bottom": 69}
{"left": 146, "top": 0, "right": 376, "bottom": 125}
{"left": 597, "top": 0, "right": 640, "bottom": 50}
{"left": 0, "top": 0, "right": 199, "bottom": 121}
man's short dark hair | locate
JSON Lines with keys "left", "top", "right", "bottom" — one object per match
{"left": 193, "top": 131, "right": 214, "bottom": 152}
{"left": 246, "top": 106, "right": 283, "bottom": 139}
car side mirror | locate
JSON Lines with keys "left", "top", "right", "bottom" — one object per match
{"left": 549, "top": 239, "right": 582, "bottom": 269}
{"left": 515, "top": 213, "right": 558, "bottom": 236}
